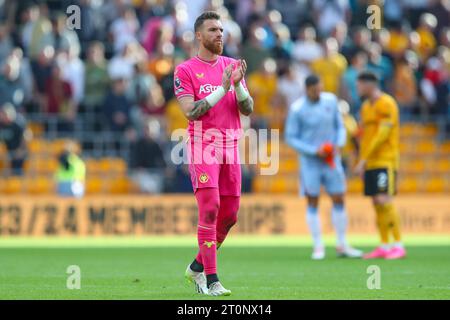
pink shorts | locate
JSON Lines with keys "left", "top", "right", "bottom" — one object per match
{"left": 187, "top": 136, "right": 241, "bottom": 196}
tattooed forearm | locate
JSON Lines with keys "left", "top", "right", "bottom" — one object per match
{"left": 238, "top": 96, "right": 254, "bottom": 116}
{"left": 186, "top": 99, "right": 213, "bottom": 120}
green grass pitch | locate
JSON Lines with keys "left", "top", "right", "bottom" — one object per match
{"left": 0, "top": 235, "right": 449, "bottom": 299}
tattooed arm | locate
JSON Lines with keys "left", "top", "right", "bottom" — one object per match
{"left": 237, "top": 95, "right": 254, "bottom": 116}
{"left": 177, "top": 63, "right": 233, "bottom": 121}
{"left": 178, "top": 96, "right": 213, "bottom": 121}
{"left": 232, "top": 59, "right": 253, "bottom": 116}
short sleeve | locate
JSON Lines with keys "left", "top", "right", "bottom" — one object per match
{"left": 174, "top": 65, "right": 194, "bottom": 99}
{"left": 377, "top": 97, "right": 396, "bottom": 124}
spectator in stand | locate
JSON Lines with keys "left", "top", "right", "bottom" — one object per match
{"left": 82, "top": 42, "right": 109, "bottom": 118}
{"left": 0, "top": 103, "right": 28, "bottom": 176}
{"left": 341, "top": 26, "right": 371, "bottom": 60}
{"left": 110, "top": 5, "right": 140, "bottom": 55}
{"left": 412, "top": 13, "right": 438, "bottom": 63}
{"left": 30, "top": 45, "right": 54, "bottom": 112}
{"left": 44, "top": 63, "right": 77, "bottom": 134}
{"left": 0, "top": 23, "right": 13, "bottom": 64}
{"left": 291, "top": 25, "right": 323, "bottom": 75}
{"left": 27, "top": 3, "right": 53, "bottom": 60}
{"left": 219, "top": 6, "right": 242, "bottom": 59}
{"left": 268, "top": 0, "right": 309, "bottom": 37}
{"left": 247, "top": 58, "right": 278, "bottom": 129}
{"left": 129, "top": 118, "right": 167, "bottom": 194}
{"left": 271, "top": 22, "right": 293, "bottom": 63}
{"left": 382, "top": 20, "right": 410, "bottom": 60}
{"left": 392, "top": 54, "right": 418, "bottom": 121}
{"left": 0, "top": 51, "right": 26, "bottom": 111}
{"left": 311, "top": 37, "right": 347, "bottom": 95}
{"left": 366, "top": 42, "right": 393, "bottom": 91}
{"left": 341, "top": 48, "right": 368, "bottom": 115}
{"left": 313, "top": 0, "right": 350, "bottom": 37}
{"left": 277, "top": 62, "right": 306, "bottom": 109}
{"left": 241, "top": 20, "right": 271, "bottom": 75}
{"left": 51, "top": 13, "right": 81, "bottom": 57}
{"left": 421, "top": 52, "right": 449, "bottom": 118}
{"left": 129, "top": 61, "right": 166, "bottom": 133}
{"left": 102, "top": 74, "right": 134, "bottom": 135}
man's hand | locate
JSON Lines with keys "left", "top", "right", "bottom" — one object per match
{"left": 232, "top": 59, "right": 247, "bottom": 85}
{"left": 353, "top": 159, "right": 366, "bottom": 178}
{"left": 222, "top": 63, "right": 233, "bottom": 91}
{"left": 316, "top": 148, "right": 328, "bottom": 159}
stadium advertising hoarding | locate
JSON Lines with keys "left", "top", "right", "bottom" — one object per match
{"left": 0, "top": 195, "right": 449, "bottom": 236}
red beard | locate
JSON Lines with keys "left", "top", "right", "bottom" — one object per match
{"left": 203, "top": 39, "right": 223, "bottom": 55}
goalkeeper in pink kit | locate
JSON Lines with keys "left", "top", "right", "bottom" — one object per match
{"left": 174, "top": 11, "right": 254, "bottom": 296}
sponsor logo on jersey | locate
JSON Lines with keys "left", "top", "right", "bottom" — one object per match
{"left": 199, "top": 84, "right": 233, "bottom": 94}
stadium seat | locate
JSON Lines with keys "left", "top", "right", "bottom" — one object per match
{"left": 252, "top": 177, "right": 267, "bottom": 193}
{"left": 106, "top": 177, "right": 131, "bottom": 194}
{"left": 398, "top": 177, "right": 419, "bottom": 193}
{"left": 27, "top": 122, "right": 44, "bottom": 137}
{"left": 416, "top": 141, "right": 436, "bottom": 154}
{"left": 347, "top": 178, "right": 363, "bottom": 193}
{"left": 27, "top": 176, "right": 54, "bottom": 194}
{"left": 423, "top": 177, "right": 446, "bottom": 193}
{"left": 28, "top": 139, "right": 48, "bottom": 155}
{"left": 270, "top": 177, "right": 287, "bottom": 193}
{"left": 441, "top": 142, "right": 450, "bottom": 154}
{"left": 402, "top": 159, "right": 426, "bottom": 174}
{"left": 86, "top": 177, "right": 103, "bottom": 194}
{"left": 50, "top": 139, "right": 81, "bottom": 155}
{"left": 281, "top": 158, "right": 298, "bottom": 172}
{"left": 105, "top": 158, "right": 128, "bottom": 175}
{"left": 4, "top": 176, "right": 23, "bottom": 194}
{"left": 85, "top": 158, "right": 101, "bottom": 175}
{"left": 437, "top": 159, "right": 450, "bottom": 173}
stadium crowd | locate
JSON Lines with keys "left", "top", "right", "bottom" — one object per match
{"left": 0, "top": 0, "right": 449, "bottom": 193}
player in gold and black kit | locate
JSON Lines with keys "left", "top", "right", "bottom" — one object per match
{"left": 354, "top": 71, "right": 406, "bottom": 260}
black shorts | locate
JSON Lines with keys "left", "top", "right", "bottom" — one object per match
{"left": 364, "top": 168, "right": 397, "bottom": 196}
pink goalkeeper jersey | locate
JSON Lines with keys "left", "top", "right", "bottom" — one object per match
{"left": 174, "top": 55, "right": 246, "bottom": 142}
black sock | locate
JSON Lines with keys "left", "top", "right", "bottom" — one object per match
{"left": 190, "top": 259, "right": 204, "bottom": 272}
{"left": 206, "top": 274, "right": 219, "bottom": 288}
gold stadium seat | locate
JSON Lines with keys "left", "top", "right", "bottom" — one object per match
{"left": 252, "top": 177, "right": 266, "bottom": 193}
{"left": 106, "top": 158, "right": 128, "bottom": 175}
{"left": 437, "top": 159, "right": 450, "bottom": 173}
{"left": 107, "top": 177, "right": 131, "bottom": 194}
{"left": 285, "top": 177, "right": 298, "bottom": 193}
{"left": 85, "top": 158, "right": 101, "bottom": 175}
{"left": 27, "top": 176, "right": 54, "bottom": 194}
{"left": 400, "top": 124, "right": 418, "bottom": 137}
{"left": 347, "top": 178, "right": 363, "bottom": 193}
{"left": 3, "top": 176, "right": 23, "bottom": 194}
{"left": 282, "top": 158, "right": 298, "bottom": 172}
{"left": 270, "top": 177, "right": 286, "bottom": 193}
{"left": 423, "top": 177, "right": 446, "bottom": 193}
{"left": 423, "top": 124, "right": 438, "bottom": 136}
{"left": 398, "top": 177, "right": 419, "bottom": 193}
{"left": 403, "top": 159, "right": 426, "bottom": 174}
{"left": 86, "top": 177, "right": 103, "bottom": 194}
{"left": 28, "top": 139, "right": 48, "bottom": 155}
{"left": 440, "top": 142, "right": 450, "bottom": 154}
{"left": 416, "top": 141, "right": 436, "bottom": 154}
{"left": 50, "top": 139, "right": 81, "bottom": 155}
{"left": 27, "top": 122, "right": 44, "bottom": 137}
